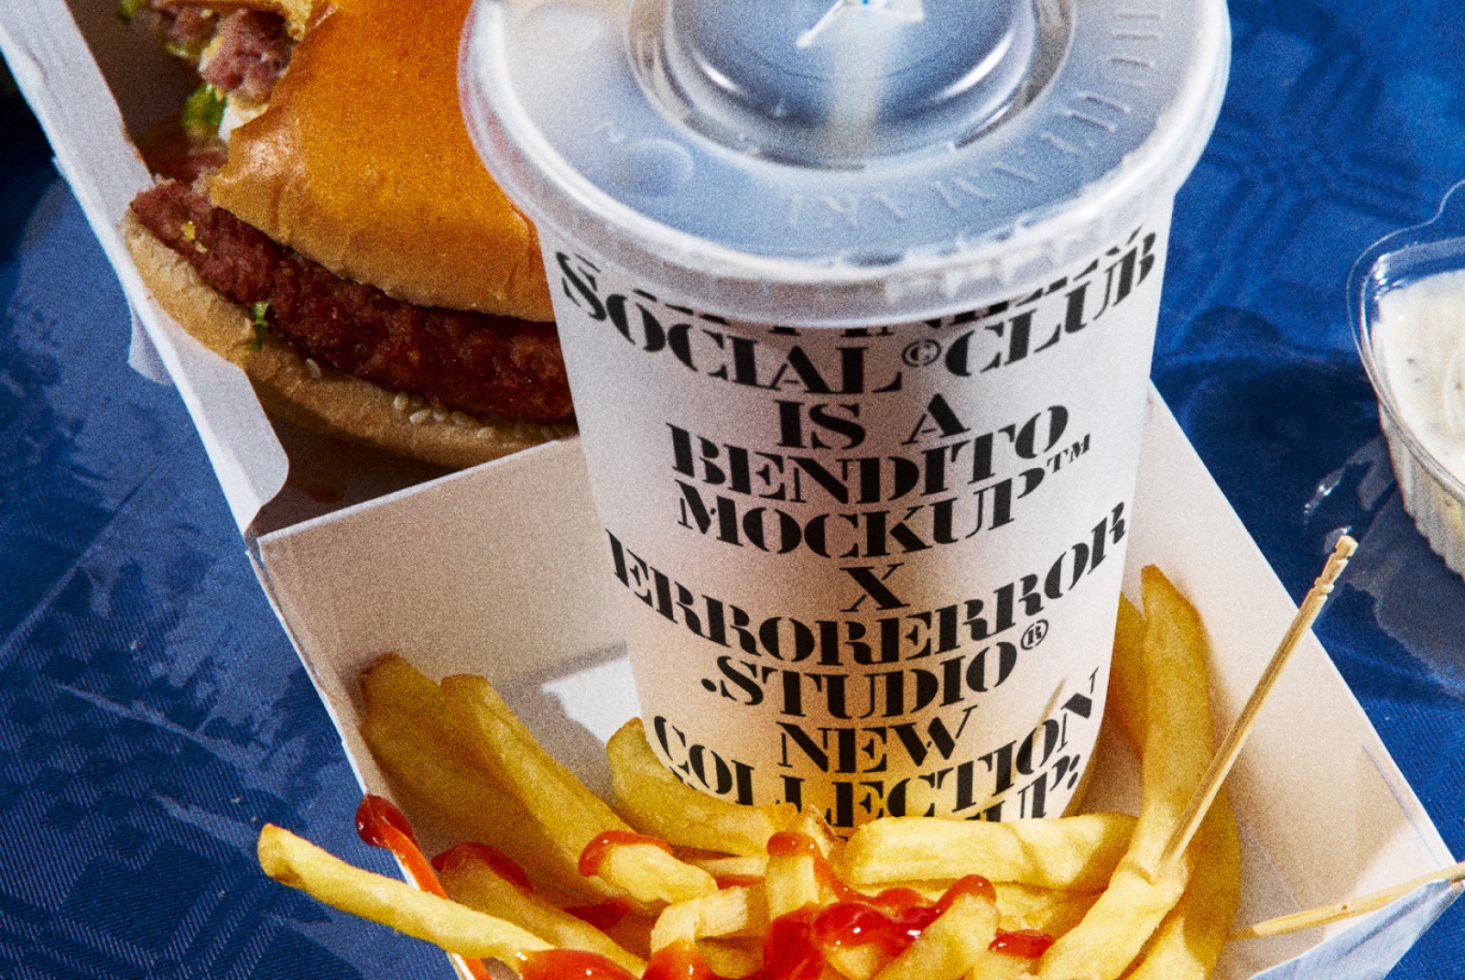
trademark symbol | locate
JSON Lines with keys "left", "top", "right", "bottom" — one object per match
{"left": 1021, "top": 619, "right": 1049, "bottom": 650}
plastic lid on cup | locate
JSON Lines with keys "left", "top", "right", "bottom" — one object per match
{"left": 460, "top": 0, "right": 1229, "bottom": 327}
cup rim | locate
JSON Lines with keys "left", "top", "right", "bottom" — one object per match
{"left": 458, "top": 0, "right": 1232, "bottom": 327}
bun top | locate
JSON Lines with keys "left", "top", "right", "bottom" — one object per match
{"left": 208, "top": 0, "right": 554, "bottom": 321}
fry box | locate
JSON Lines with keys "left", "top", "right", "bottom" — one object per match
{"left": 2, "top": 2, "right": 1458, "bottom": 977}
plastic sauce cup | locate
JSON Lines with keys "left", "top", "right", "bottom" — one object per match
{"left": 1351, "top": 181, "right": 1465, "bottom": 579}
{"left": 461, "top": 0, "right": 1229, "bottom": 827}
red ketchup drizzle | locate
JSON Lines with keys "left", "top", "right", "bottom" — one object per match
{"left": 765, "top": 831, "right": 821, "bottom": 859}
{"left": 356, "top": 795, "right": 445, "bottom": 896}
{"left": 578, "top": 830, "right": 674, "bottom": 877}
{"left": 432, "top": 841, "right": 536, "bottom": 894}
{"left": 756, "top": 833, "right": 1046, "bottom": 976}
{"left": 519, "top": 949, "right": 639, "bottom": 980}
{"left": 713, "top": 874, "right": 763, "bottom": 890}
{"left": 989, "top": 927, "right": 1057, "bottom": 959}
{"left": 811, "top": 875, "right": 997, "bottom": 960}
{"left": 643, "top": 940, "right": 731, "bottom": 980}
{"left": 563, "top": 897, "right": 633, "bottom": 931}
{"left": 758, "top": 907, "right": 835, "bottom": 980}
{"left": 767, "top": 832, "right": 926, "bottom": 911}
{"left": 354, "top": 796, "right": 495, "bottom": 980}
{"left": 354, "top": 810, "right": 1050, "bottom": 980}
{"left": 812, "top": 902, "right": 919, "bottom": 957}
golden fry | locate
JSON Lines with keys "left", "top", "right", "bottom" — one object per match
{"left": 600, "top": 841, "right": 721, "bottom": 906}
{"left": 826, "top": 943, "right": 886, "bottom": 980}
{"left": 440, "top": 673, "right": 624, "bottom": 849}
{"left": 965, "top": 951, "right": 1048, "bottom": 980}
{"left": 843, "top": 812, "right": 1136, "bottom": 893}
{"left": 695, "top": 938, "right": 762, "bottom": 978}
{"left": 1106, "top": 594, "right": 1149, "bottom": 747}
{"left": 762, "top": 844, "right": 822, "bottom": 921}
{"left": 609, "top": 718, "right": 795, "bottom": 855}
{"left": 651, "top": 885, "right": 766, "bottom": 950}
{"left": 686, "top": 853, "right": 767, "bottom": 883}
{"left": 871, "top": 888, "right": 999, "bottom": 980}
{"left": 1125, "top": 795, "right": 1242, "bottom": 979}
{"left": 1107, "top": 592, "right": 1243, "bottom": 978}
{"left": 360, "top": 655, "right": 607, "bottom": 904}
{"left": 441, "top": 674, "right": 717, "bottom": 906}
{"left": 258, "top": 823, "right": 551, "bottom": 962}
{"left": 1036, "top": 567, "right": 1217, "bottom": 979}
{"left": 437, "top": 846, "right": 646, "bottom": 974}
{"left": 992, "top": 882, "right": 1101, "bottom": 938}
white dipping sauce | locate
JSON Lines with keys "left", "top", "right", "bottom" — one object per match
{"left": 1374, "top": 269, "right": 1465, "bottom": 481}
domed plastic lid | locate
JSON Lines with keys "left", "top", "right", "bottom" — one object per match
{"left": 461, "top": 0, "right": 1229, "bottom": 326}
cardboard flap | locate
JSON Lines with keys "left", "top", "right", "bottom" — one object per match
{"left": 255, "top": 437, "right": 619, "bottom": 682}
{"left": 1, "top": 0, "right": 290, "bottom": 532}
{"left": 126, "top": 302, "right": 171, "bottom": 384}
{"left": 1252, "top": 882, "right": 1459, "bottom": 979}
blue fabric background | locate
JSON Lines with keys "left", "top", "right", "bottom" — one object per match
{"left": 2, "top": 0, "right": 1461, "bottom": 975}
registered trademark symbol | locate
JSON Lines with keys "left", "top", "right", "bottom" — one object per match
{"left": 1021, "top": 619, "right": 1049, "bottom": 650}
{"left": 902, "top": 338, "right": 942, "bottom": 367}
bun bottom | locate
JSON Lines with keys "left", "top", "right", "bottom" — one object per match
{"left": 122, "top": 211, "right": 574, "bottom": 470}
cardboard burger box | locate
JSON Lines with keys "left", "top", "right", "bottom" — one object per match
{"left": 2, "top": 2, "right": 1458, "bottom": 976}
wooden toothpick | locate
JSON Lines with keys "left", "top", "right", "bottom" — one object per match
{"left": 1233, "top": 859, "right": 1465, "bottom": 939}
{"left": 1158, "top": 535, "right": 1359, "bottom": 872}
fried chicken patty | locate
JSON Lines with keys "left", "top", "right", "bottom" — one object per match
{"left": 131, "top": 178, "right": 573, "bottom": 423}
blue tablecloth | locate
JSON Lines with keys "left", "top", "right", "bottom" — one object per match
{"left": 2, "top": 1, "right": 1461, "bottom": 976}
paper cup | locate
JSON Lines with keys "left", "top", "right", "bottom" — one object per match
{"left": 461, "top": 0, "right": 1229, "bottom": 827}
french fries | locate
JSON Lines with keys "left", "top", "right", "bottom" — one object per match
{"left": 1108, "top": 595, "right": 1243, "bottom": 979}
{"left": 608, "top": 717, "right": 796, "bottom": 856}
{"left": 260, "top": 566, "right": 1250, "bottom": 980}
{"left": 842, "top": 812, "right": 1136, "bottom": 893}
{"left": 872, "top": 884, "right": 999, "bottom": 980}
{"left": 992, "top": 882, "right": 1101, "bottom": 938}
{"left": 1127, "top": 801, "right": 1242, "bottom": 979}
{"left": 435, "top": 843, "right": 646, "bottom": 974}
{"left": 1036, "top": 567, "right": 1224, "bottom": 979}
{"left": 441, "top": 673, "right": 717, "bottom": 906}
{"left": 650, "top": 885, "right": 765, "bottom": 951}
{"left": 258, "top": 823, "right": 552, "bottom": 962}
{"left": 360, "top": 654, "right": 602, "bottom": 905}
{"left": 762, "top": 837, "right": 823, "bottom": 921}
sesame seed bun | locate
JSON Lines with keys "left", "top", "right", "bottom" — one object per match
{"left": 209, "top": 0, "right": 553, "bottom": 321}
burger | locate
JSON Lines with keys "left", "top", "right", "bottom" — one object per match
{"left": 122, "top": 0, "right": 574, "bottom": 469}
